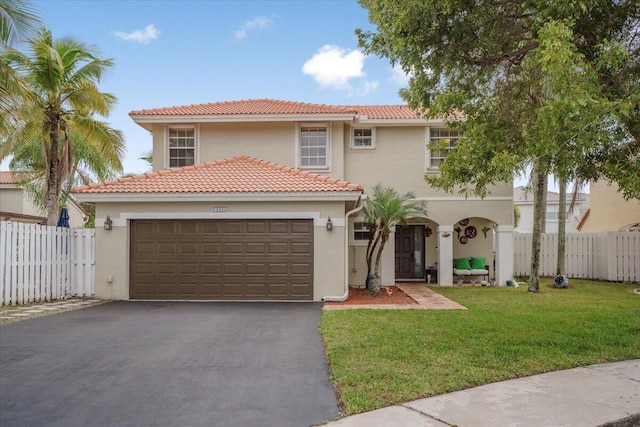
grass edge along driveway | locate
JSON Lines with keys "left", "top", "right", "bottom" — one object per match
{"left": 321, "top": 280, "right": 640, "bottom": 416}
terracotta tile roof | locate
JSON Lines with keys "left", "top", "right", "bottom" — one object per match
{"left": 349, "top": 105, "right": 466, "bottom": 120}
{"left": 71, "top": 156, "right": 364, "bottom": 194}
{"left": 349, "top": 105, "right": 422, "bottom": 119}
{"left": 0, "top": 171, "right": 33, "bottom": 184}
{"left": 129, "top": 99, "right": 358, "bottom": 116}
{"left": 130, "top": 99, "right": 467, "bottom": 120}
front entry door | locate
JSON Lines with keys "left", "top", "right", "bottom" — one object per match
{"left": 395, "top": 225, "right": 425, "bottom": 280}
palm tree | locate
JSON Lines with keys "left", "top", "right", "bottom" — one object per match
{"left": 0, "top": 0, "right": 41, "bottom": 136}
{"left": 0, "top": 28, "right": 124, "bottom": 225}
{"left": 363, "top": 185, "right": 427, "bottom": 295}
{"left": 9, "top": 130, "right": 122, "bottom": 210}
{"left": 0, "top": 0, "right": 41, "bottom": 46}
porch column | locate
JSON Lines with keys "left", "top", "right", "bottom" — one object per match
{"left": 495, "top": 224, "right": 514, "bottom": 286}
{"left": 380, "top": 229, "right": 396, "bottom": 286}
{"left": 437, "top": 225, "right": 454, "bottom": 286}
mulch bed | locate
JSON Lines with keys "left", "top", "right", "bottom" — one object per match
{"left": 325, "top": 286, "right": 417, "bottom": 305}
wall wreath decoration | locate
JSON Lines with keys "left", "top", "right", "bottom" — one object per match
{"left": 464, "top": 226, "right": 477, "bottom": 238}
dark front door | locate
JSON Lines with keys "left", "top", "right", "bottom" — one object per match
{"left": 395, "top": 225, "right": 414, "bottom": 279}
{"left": 395, "top": 225, "right": 425, "bottom": 280}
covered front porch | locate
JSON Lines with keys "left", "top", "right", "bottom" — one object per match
{"left": 348, "top": 209, "right": 513, "bottom": 287}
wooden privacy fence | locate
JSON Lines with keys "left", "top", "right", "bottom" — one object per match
{"left": 514, "top": 232, "right": 640, "bottom": 282}
{"left": 0, "top": 222, "right": 95, "bottom": 305}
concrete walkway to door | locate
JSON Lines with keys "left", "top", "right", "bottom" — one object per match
{"left": 323, "top": 284, "right": 467, "bottom": 310}
{"left": 0, "top": 301, "right": 339, "bottom": 427}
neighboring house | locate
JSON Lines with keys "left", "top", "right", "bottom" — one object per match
{"left": 577, "top": 180, "right": 640, "bottom": 232}
{"left": 0, "top": 171, "right": 86, "bottom": 227}
{"left": 72, "top": 99, "right": 514, "bottom": 301}
{"left": 514, "top": 186, "right": 590, "bottom": 233}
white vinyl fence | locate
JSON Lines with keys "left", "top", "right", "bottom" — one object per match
{"left": 0, "top": 222, "right": 95, "bottom": 305}
{"left": 514, "top": 232, "right": 640, "bottom": 283}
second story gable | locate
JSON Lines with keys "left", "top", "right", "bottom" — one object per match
{"left": 129, "top": 99, "right": 512, "bottom": 198}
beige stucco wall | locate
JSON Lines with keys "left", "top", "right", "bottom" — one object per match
{"left": 0, "top": 186, "right": 85, "bottom": 227}
{"left": 343, "top": 125, "right": 513, "bottom": 199}
{"left": 0, "top": 187, "right": 24, "bottom": 213}
{"left": 151, "top": 122, "right": 346, "bottom": 180}
{"left": 94, "top": 200, "right": 349, "bottom": 301}
{"left": 580, "top": 181, "right": 640, "bottom": 232}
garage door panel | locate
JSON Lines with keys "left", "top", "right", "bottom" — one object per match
{"left": 246, "top": 242, "right": 266, "bottom": 254}
{"left": 202, "top": 243, "right": 221, "bottom": 254}
{"left": 201, "top": 263, "right": 222, "bottom": 274}
{"left": 269, "top": 222, "right": 288, "bottom": 234}
{"left": 247, "top": 221, "right": 267, "bottom": 234}
{"left": 178, "top": 263, "right": 199, "bottom": 274}
{"left": 291, "top": 221, "right": 312, "bottom": 234}
{"left": 200, "top": 221, "right": 221, "bottom": 234}
{"left": 157, "top": 222, "right": 177, "bottom": 235}
{"left": 224, "top": 222, "right": 243, "bottom": 234}
{"left": 179, "top": 243, "right": 199, "bottom": 254}
{"left": 157, "top": 242, "right": 177, "bottom": 254}
{"left": 291, "top": 242, "right": 312, "bottom": 254}
{"left": 130, "top": 219, "right": 313, "bottom": 300}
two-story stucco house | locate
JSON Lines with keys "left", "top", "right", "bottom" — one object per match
{"left": 72, "top": 99, "right": 514, "bottom": 301}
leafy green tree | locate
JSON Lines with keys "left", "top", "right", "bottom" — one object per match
{"left": 358, "top": 1, "right": 640, "bottom": 292}
{"left": 0, "top": 29, "right": 124, "bottom": 225}
{"left": 363, "top": 185, "right": 426, "bottom": 295}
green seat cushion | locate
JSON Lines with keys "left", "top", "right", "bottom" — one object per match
{"left": 454, "top": 258, "right": 472, "bottom": 270}
{"left": 470, "top": 257, "right": 486, "bottom": 269}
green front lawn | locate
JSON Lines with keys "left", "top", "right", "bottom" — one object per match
{"left": 321, "top": 280, "right": 640, "bottom": 415}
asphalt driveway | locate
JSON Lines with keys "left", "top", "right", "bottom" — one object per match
{"left": 0, "top": 301, "right": 339, "bottom": 427}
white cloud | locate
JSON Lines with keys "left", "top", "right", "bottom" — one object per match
{"left": 390, "top": 64, "right": 411, "bottom": 85}
{"left": 113, "top": 24, "right": 160, "bottom": 44}
{"left": 235, "top": 17, "right": 273, "bottom": 39}
{"left": 302, "top": 45, "right": 367, "bottom": 89}
{"left": 358, "top": 80, "right": 380, "bottom": 96}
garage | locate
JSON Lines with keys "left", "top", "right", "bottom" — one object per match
{"left": 130, "top": 218, "right": 314, "bottom": 300}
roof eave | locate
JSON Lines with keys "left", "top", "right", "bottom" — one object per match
{"left": 129, "top": 112, "right": 357, "bottom": 126}
{"left": 73, "top": 191, "right": 363, "bottom": 203}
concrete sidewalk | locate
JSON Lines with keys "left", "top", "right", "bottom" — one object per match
{"left": 325, "top": 359, "right": 640, "bottom": 427}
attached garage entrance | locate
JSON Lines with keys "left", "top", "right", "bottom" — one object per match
{"left": 130, "top": 219, "right": 314, "bottom": 300}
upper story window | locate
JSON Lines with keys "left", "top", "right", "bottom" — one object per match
{"left": 427, "top": 128, "right": 461, "bottom": 169}
{"left": 168, "top": 126, "right": 196, "bottom": 168}
{"left": 354, "top": 222, "right": 371, "bottom": 240}
{"left": 298, "top": 124, "right": 329, "bottom": 169}
{"left": 351, "top": 127, "right": 376, "bottom": 149}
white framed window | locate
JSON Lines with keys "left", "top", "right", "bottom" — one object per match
{"left": 354, "top": 222, "right": 371, "bottom": 240}
{"left": 351, "top": 127, "right": 376, "bottom": 149}
{"left": 166, "top": 126, "right": 197, "bottom": 168}
{"left": 427, "top": 128, "right": 461, "bottom": 169}
{"left": 297, "top": 123, "right": 329, "bottom": 170}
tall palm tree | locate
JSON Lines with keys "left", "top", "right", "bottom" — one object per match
{"left": 0, "top": 0, "right": 41, "bottom": 47}
{"left": 9, "top": 130, "right": 122, "bottom": 210}
{"left": 363, "top": 185, "right": 427, "bottom": 295}
{"left": 0, "top": 28, "right": 124, "bottom": 225}
{"left": 0, "top": 0, "right": 41, "bottom": 136}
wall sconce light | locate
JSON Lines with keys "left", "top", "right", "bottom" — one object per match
{"left": 104, "top": 215, "right": 113, "bottom": 231}
{"left": 326, "top": 216, "right": 333, "bottom": 231}
{"left": 442, "top": 232, "right": 451, "bottom": 238}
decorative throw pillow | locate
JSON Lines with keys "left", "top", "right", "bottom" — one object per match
{"left": 470, "top": 257, "right": 485, "bottom": 269}
{"left": 454, "top": 258, "right": 472, "bottom": 270}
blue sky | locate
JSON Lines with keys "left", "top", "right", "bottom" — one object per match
{"left": 22, "top": 0, "right": 408, "bottom": 175}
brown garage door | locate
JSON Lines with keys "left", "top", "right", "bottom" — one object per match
{"left": 130, "top": 219, "right": 314, "bottom": 300}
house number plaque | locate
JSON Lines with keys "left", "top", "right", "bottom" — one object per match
{"left": 212, "top": 207, "right": 228, "bottom": 213}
